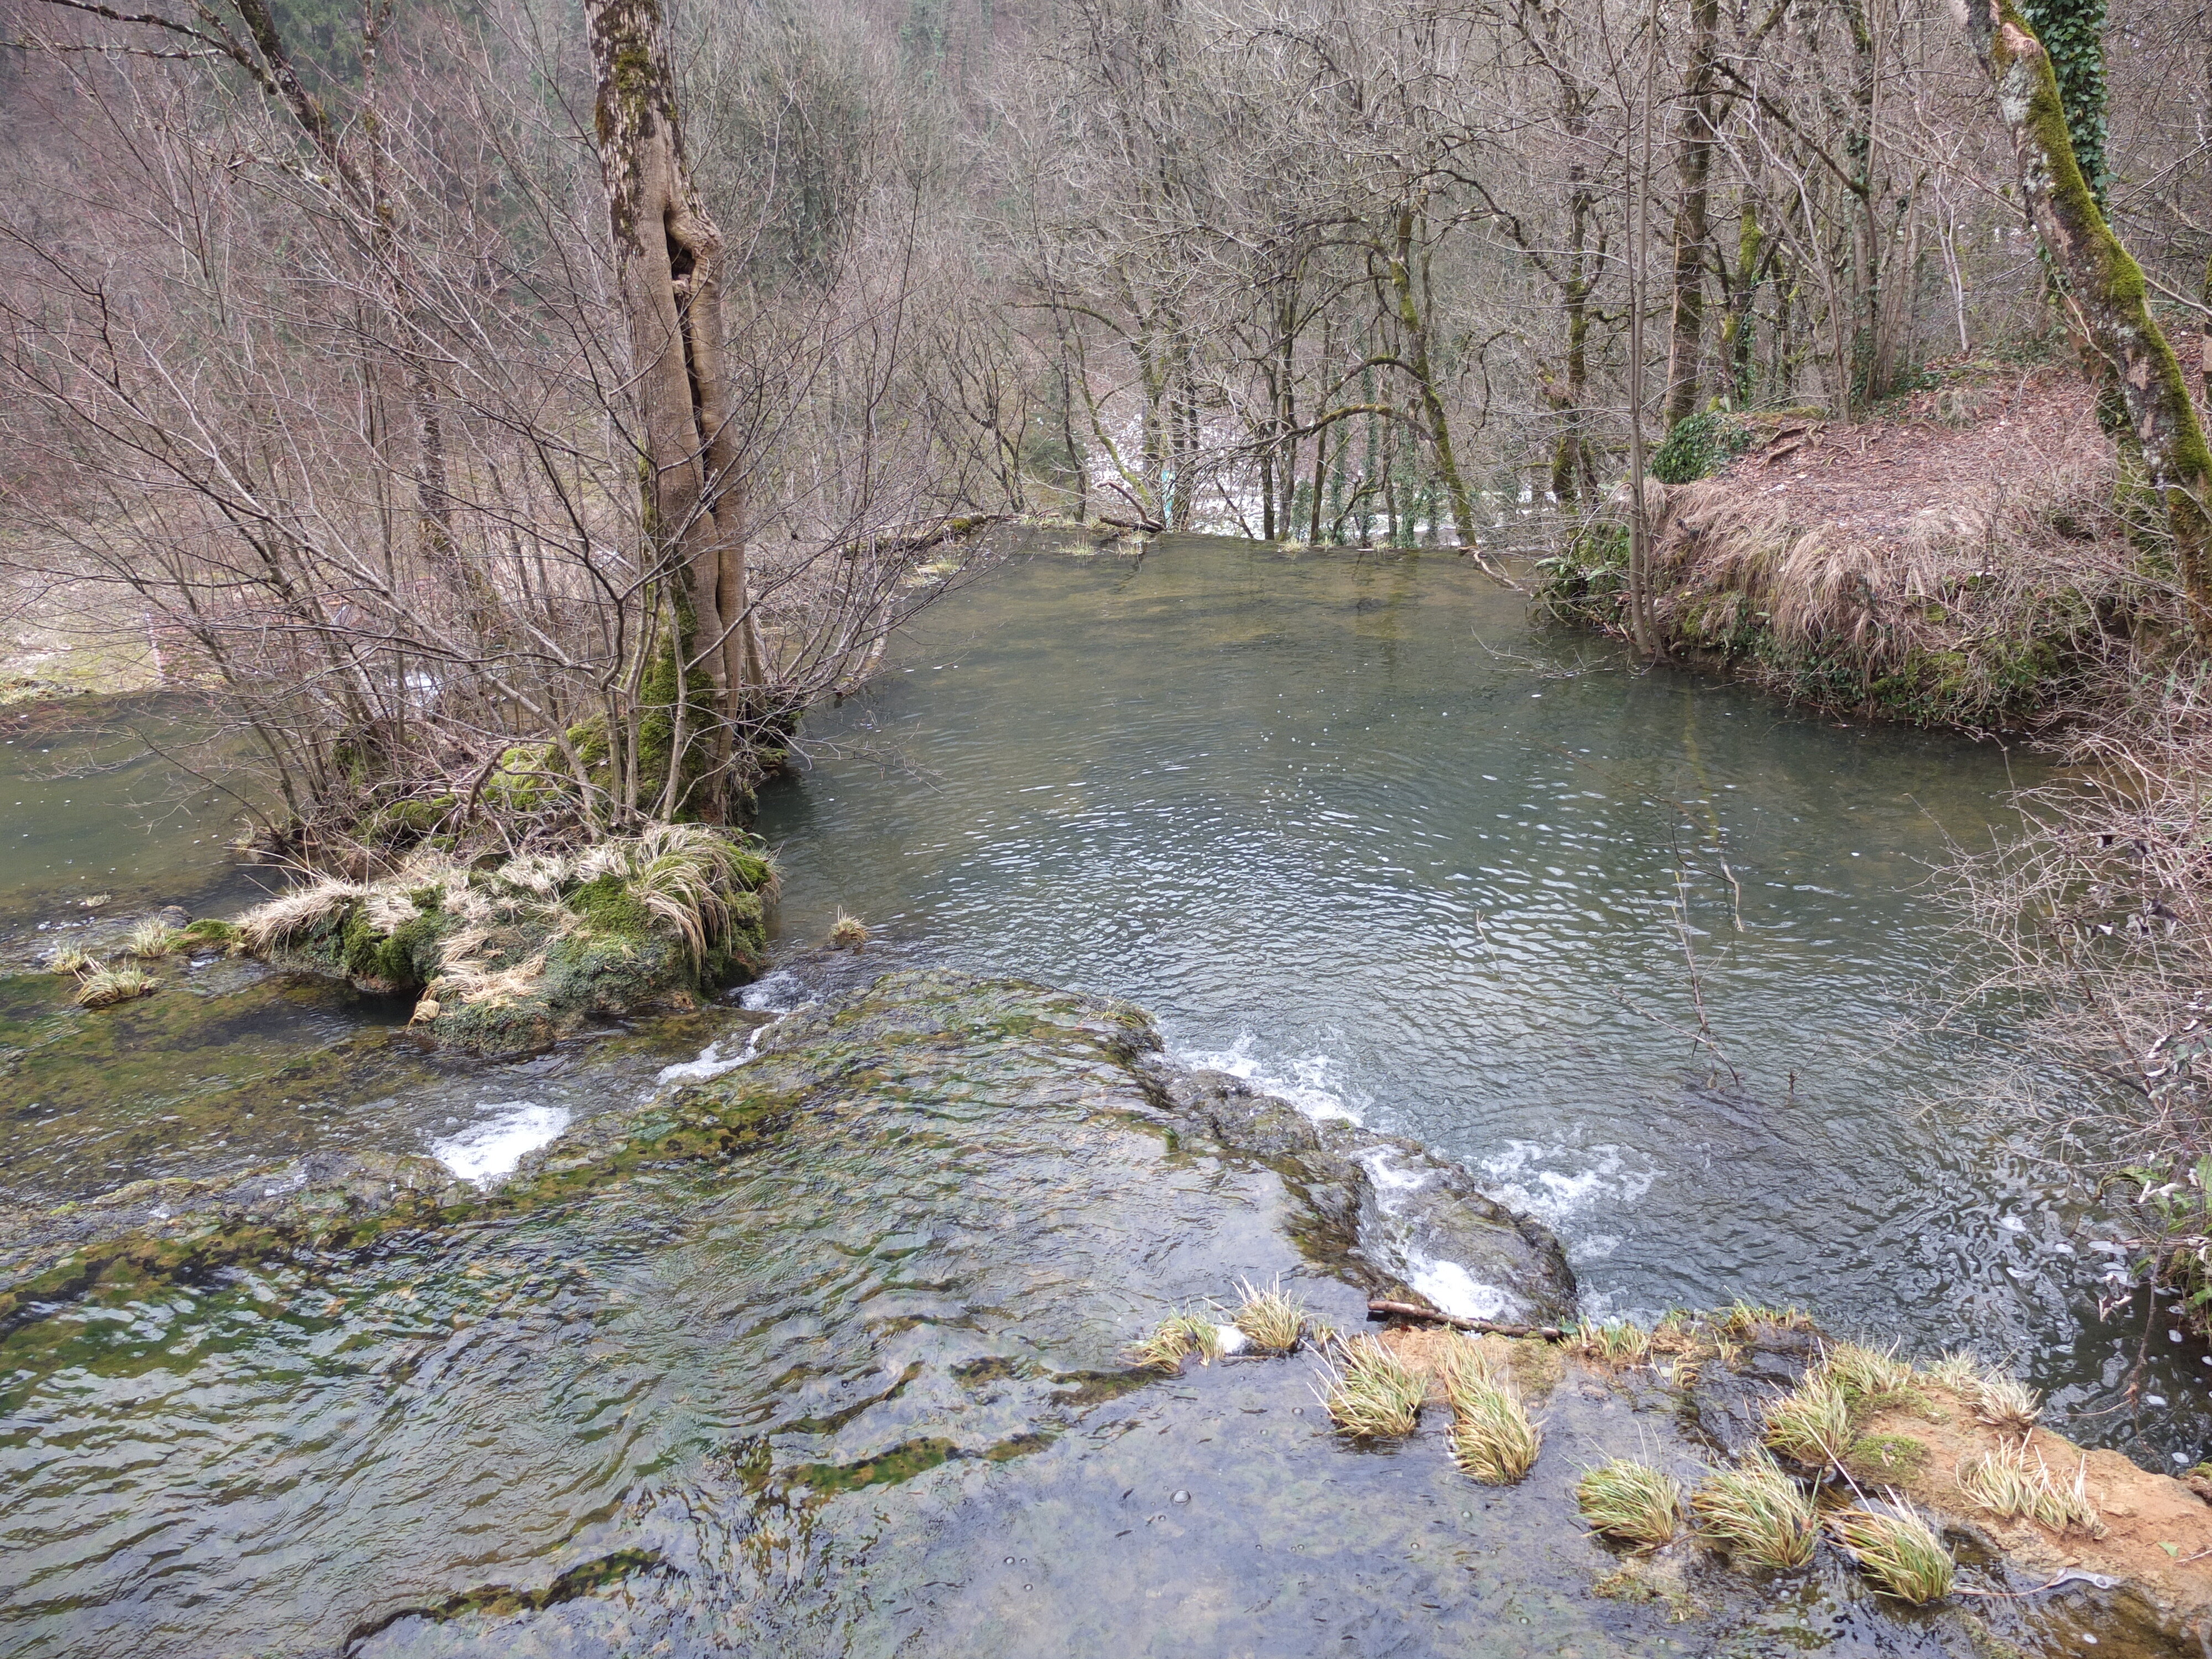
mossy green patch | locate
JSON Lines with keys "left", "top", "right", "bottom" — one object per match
{"left": 1842, "top": 1432, "right": 1930, "bottom": 1485}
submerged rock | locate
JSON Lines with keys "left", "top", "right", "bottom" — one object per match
{"left": 1154, "top": 1064, "right": 1577, "bottom": 1324}
{"left": 8, "top": 967, "right": 2206, "bottom": 1657}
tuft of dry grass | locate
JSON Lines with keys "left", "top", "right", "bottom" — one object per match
{"left": 829, "top": 911, "right": 870, "bottom": 949}
{"left": 627, "top": 834, "right": 734, "bottom": 963}
{"left": 1814, "top": 1340, "right": 1916, "bottom": 1408}
{"left": 1923, "top": 1349, "right": 1981, "bottom": 1391}
{"left": 1317, "top": 1337, "right": 1425, "bottom": 1438}
{"left": 1576, "top": 1319, "right": 1653, "bottom": 1368}
{"left": 1577, "top": 1459, "right": 1684, "bottom": 1547}
{"left": 74, "top": 963, "right": 155, "bottom": 1008}
{"left": 1691, "top": 1455, "right": 1818, "bottom": 1568}
{"left": 49, "top": 945, "right": 93, "bottom": 974}
{"left": 1443, "top": 1344, "right": 1541, "bottom": 1484}
{"left": 238, "top": 878, "right": 367, "bottom": 951}
{"left": 493, "top": 852, "right": 570, "bottom": 898}
{"left": 1762, "top": 1375, "right": 1855, "bottom": 1470}
{"left": 1965, "top": 1370, "right": 2042, "bottom": 1439}
{"left": 1955, "top": 1441, "right": 2102, "bottom": 1535}
{"left": 125, "top": 918, "right": 174, "bottom": 958}
{"left": 1129, "top": 1311, "right": 1223, "bottom": 1373}
{"left": 1828, "top": 1506, "right": 1953, "bottom": 1604}
{"left": 1230, "top": 1276, "right": 1306, "bottom": 1352}
{"left": 1715, "top": 1301, "right": 1813, "bottom": 1338}
{"left": 361, "top": 888, "right": 422, "bottom": 935}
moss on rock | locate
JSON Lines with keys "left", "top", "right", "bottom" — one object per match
{"left": 238, "top": 826, "right": 773, "bottom": 1052}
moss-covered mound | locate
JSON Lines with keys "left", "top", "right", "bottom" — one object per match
{"left": 233, "top": 825, "right": 773, "bottom": 1052}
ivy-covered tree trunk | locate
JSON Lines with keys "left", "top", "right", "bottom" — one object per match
{"left": 1957, "top": 0, "right": 2212, "bottom": 648}
{"left": 584, "top": 0, "right": 767, "bottom": 814}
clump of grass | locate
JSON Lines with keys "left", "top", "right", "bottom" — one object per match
{"left": 1691, "top": 1454, "right": 1818, "bottom": 1568}
{"left": 1762, "top": 1375, "right": 1855, "bottom": 1470}
{"left": 1230, "top": 1276, "right": 1306, "bottom": 1353}
{"left": 1815, "top": 1340, "right": 1916, "bottom": 1407}
{"left": 49, "top": 945, "right": 93, "bottom": 974}
{"left": 1443, "top": 1345, "right": 1542, "bottom": 1484}
{"left": 1576, "top": 1319, "right": 1653, "bottom": 1368}
{"left": 1966, "top": 1370, "right": 2041, "bottom": 1439}
{"left": 1317, "top": 1337, "right": 1425, "bottom": 1438}
{"left": 126, "top": 918, "right": 175, "bottom": 958}
{"left": 1956, "top": 1442, "right": 2103, "bottom": 1535}
{"left": 1650, "top": 1310, "right": 1700, "bottom": 1353}
{"left": 1130, "top": 1311, "right": 1223, "bottom": 1373}
{"left": 74, "top": 963, "right": 155, "bottom": 1008}
{"left": 238, "top": 877, "right": 369, "bottom": 951}
{"left": 1828, "top": 1506, "right": 1953, "bottom": 1604}
{"left": 829, "top": 911, "right": 870, "bottom": 948}
{"left": 1715, "top": 1301, "right": 1812, "bottom": 1338}
{"left": 626, "top": 825, "right": 739, "bottom": 963}
{"left": 1923, "top": 1349, "right": 1981, "bottom": 1391}
{"left": 1577, "top": 1459, "right": 1684, "bottom": 1547}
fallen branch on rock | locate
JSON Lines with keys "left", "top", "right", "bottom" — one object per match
{"left": 1365, "top": 1299, "right": 1567, "bottom": 1340}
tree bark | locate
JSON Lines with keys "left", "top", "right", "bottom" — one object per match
{"left": 1662, "top": 0, "right": 1721, "bottom": 427}
{"left": 1955, "top": 0, "right": 2212, "bottom": 648}
{"left": 584, "top": 0, "right": 765, "bottom": 806}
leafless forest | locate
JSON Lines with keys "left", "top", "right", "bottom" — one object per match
{"left": 0, "top": 0, "right": 2205, "bottom": 848}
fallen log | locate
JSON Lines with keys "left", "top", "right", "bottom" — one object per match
{"left": 1365, "top": 1298, "right": 1567, "bottom": 1341}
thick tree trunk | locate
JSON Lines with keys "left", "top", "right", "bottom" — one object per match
{"left": 1662, "top": 0, "right": 1721, "bottom": 428}
{"left": 585, "top": 0, "right": 765, "bottom": 806}
{"left": 1956, "top": 0, "right": 2212, "bottom": 647}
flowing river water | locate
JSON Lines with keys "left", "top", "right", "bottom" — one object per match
{"left": 3, "top": 535, "right": 2209, "bottom": 1656}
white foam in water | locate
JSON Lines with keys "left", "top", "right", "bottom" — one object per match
{"left": 1213, "top": 1324, "right": 1250, "bottom": 1355}
{"left": 1357, "top": 1148, "right": 1429, "bottom": 1208}
{"left": 738, "top": 969, "right": 807, "bottom": 1013}
{"left": 1402, "top": 1252, "right": 1515, "bottom": 1322}
{"left": 1172, "top": 1032, "right": 1365, "bottom": 1123}
{"left": 1479, "top": 1140, "right": 1656, "bottom": 1225}
{"left": 431, "top": 1100, "right": 571, "bottom": 1186}
{"left": 654, "top": 1027, "right": 763, "bottom": 1087}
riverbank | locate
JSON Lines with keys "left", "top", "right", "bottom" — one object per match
{"left": 1536, "top": 361, "right": 2171, "bottom": 733}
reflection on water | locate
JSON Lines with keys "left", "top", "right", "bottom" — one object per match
{"left": 0, "top": 696, "right": 267, "bottom": 939}
{"left": 753, "top": 538, "right": 2210, "bottom": 1463}
{"left": 4, "top": 540, "right": 2210, "bottom": 1657}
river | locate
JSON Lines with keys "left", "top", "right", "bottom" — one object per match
{"left": 3, "top": 535, "right": 2206, "bottom": 1656}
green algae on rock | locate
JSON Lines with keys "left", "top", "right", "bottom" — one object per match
{"left": 233, "top": 824, "right": 773, "bottom": 1052}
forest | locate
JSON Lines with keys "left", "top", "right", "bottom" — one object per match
{"left": 3, "top": 0, "right": 2212, "bottom": 1652}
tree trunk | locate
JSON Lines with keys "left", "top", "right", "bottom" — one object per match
{"left": 1662, "top": 0, "right": 1721, "bottom": 427}
{"left": 1384, "top": 206, "right": 1475, "bottom": 549}
{"left": 1957, "top": 0, "right": 2212, "bottom": 647}
{"left": 585, "top": 0, "right": 765, "bottom": 810}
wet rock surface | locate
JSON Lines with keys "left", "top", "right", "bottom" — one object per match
{"left": 2, "top": 969, "right": 2204, "bottom": 1658}
{"left": 1151, "top": 1063, "right": 1578, "bottom": 1323}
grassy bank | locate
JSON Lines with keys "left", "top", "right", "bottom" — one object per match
{"left": 1536, "top": 363, "right": 2181, "bottom": 733}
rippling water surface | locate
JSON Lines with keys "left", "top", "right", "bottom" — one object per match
{"left": 6, "top": 537, "right": 2211, "bottom": 1658}
{"left": 755, "top": 536, "right": 2211, "bottom": 1458}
